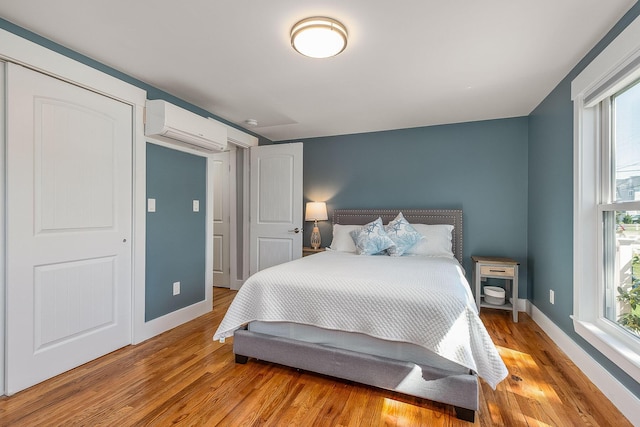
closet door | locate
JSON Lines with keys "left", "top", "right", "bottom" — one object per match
{"left": 5, "top": 63, "right": 132, "bottom": 394}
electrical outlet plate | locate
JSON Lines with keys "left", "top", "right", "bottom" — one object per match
{"left": 173, "top": 281, "right": 180, "bottom": 296}
{"left": 550, "top": 289, "right": 555, "bottom": 304}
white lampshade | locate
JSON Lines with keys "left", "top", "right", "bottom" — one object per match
{"left": 305, "top": 202, "right": 328, "bottom": 221}
{"left": 291, "top": 17, "right": 348, "bottom": 59}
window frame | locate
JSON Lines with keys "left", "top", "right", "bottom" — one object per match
{"left": 572, "top": 15, "right": 640, "bottom": 383}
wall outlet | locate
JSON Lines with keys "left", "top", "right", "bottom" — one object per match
{"left": 173, "top": 281, "right": 180, "bottom": 296}
{"left": 193, "top": 200, "right": 199, "bottom": 212}
{"left": 550, "top": 289, "right": 555, "bottom": 305}
{"left": 147, "top": 198, "right": 156, "bottom": 212}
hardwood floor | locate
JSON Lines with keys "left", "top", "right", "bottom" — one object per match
{"left": 0, "top": 287, "right": 631, "bottom": 426}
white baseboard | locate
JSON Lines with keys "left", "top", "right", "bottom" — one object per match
{"left": 529, "top": 303, "right": 640, "bottom": 426}
{"left": 132, "top": 299, "right": 212, "bottom": 344}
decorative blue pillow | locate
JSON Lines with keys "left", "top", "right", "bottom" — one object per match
{"left": 350, "top": 217, "right": 396, "bottom": 255}
{"left": 384, "top": 212, "right": 423, "bottom": 256}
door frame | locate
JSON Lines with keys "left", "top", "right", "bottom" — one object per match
{"left": 0, "top": 29, "right": 147, "bottom": 393}
{"left": 228, "top": 145, "right": 252, "bottom": 290}
{"left": 231, "top": 145, "right": 252, "bottom": 290}
{"left": 213, "top": 144, "right": 251, "bottom": 291}
{"left": 229, "top": 147, "right": 241, "bottom": 290}
{"left": 239, "top": 147, "right": 251, "bottom": 288}
{"left": 0, "top": 61, "right": 5, "bottom": 395}
{"left": 213, "top": 144, "right": 249, "bottom": 291}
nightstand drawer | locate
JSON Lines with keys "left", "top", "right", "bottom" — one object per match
{"left": 480, "top": 265, "right": 515, "bottom": 277}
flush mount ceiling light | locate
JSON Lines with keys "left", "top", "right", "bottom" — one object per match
{"left": 290, "top": 17, "right": 348, "bottom": 59}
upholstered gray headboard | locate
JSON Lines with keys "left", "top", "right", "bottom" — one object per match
{"left": 332, "top": 209, "right": 463, "bottom": 264}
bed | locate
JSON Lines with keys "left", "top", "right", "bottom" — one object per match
{"left": 213, "top": 209, "right": 508, "bottom": 422}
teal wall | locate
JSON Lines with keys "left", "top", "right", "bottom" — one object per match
{"left": 145, "top": 143, "right": 207, "bottom": 321}
{"left": 280, "top": 117, "right": 529, "bottom": 286}
{"left": 528, "top": 3, "right": 640, "bottom": 397}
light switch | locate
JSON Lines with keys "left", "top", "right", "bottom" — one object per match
{"left": 148, "top": 198, "right": 156, "bottom": 212}
{"left": 193, "top": 200, "right": 200, "bottom": 212}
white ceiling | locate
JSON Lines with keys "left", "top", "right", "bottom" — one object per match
{"left": 0, "top": 1, "right": 636, "bottom": 141}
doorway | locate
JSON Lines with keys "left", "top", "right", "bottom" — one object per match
{"left": 213, "top": 146, "right": 250, "bottom": 291}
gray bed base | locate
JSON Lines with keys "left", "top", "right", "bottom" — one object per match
{"left": 234, "top": 329, "right": 477, "bottom": 422}
{"left": 233, "top": 209, "right": 478, "bottom": 422}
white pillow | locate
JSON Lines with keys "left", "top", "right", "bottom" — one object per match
{"left": 405, "top": 224, "right": 455, "bottom": 257}
{"left": 328, "top": 224, "right": 361, "bottom": 252}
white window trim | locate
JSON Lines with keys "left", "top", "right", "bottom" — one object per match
{"left": 572, "top": 15, "right": 640, "bottom": 384}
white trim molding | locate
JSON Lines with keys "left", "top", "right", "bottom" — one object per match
{"left": 571, "top": 16, "right": 640, "bottom": 104}
{"left": 0, "top": 29, "right": 145, "bottom": 106}
{"left": 237, "top": 146, "right": 251, "bottom": 290}
{"left": 531, "top": 304, "right": 640, "bottom": 426}
{"left": 221, "top": 121, "right": 258, "bottom": 148}
{"left": 132, "top": 107, "right": 148, "bottom": 344}
{"left": 0, "top": 61, "right": 6, "bottom": 395}
{"left": 226, "top": 147, "right": 241, "bottom": 291}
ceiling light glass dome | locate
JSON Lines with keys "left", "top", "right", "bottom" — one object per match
{"left": 291, "top": 17, "right": 348, "bottom": 59}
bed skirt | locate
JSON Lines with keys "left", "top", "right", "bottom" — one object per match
{"left": 233, "top": 329, "right": 478, "bottom": 422}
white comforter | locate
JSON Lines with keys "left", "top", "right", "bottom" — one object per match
{"left": 214, "top": 251, "right": 508, "bottom": 389}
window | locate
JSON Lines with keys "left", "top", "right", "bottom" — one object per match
{"left": 572, "top": 15, "right": 640, "bottom": 383}
{"left": 601, "top": 80, "right": 640, "bottom": 337}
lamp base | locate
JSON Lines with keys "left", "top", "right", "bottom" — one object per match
{"left": 310, "top": 225, "right": 321, "bottom": 249}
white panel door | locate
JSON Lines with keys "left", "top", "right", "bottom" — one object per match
{"left": 5, "top": 63, "right": 132, "bottom": 394}
{"left": 212, "top": 151, "right": 230, "bottom": 288}
{"left": 249, "top": 143, "right": 303, "bottom": 275}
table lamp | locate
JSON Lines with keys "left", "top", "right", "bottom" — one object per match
{"left": 305, "top": 202, "right": 328, "bottom": 249}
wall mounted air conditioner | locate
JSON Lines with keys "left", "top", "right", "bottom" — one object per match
{"left": 145, "top": 100, "right": 227, "bottom": 152}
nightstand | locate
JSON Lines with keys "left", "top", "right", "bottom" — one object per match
{"left": 302, "top": 247, "right": 325, "bottom": 257}
{"left": 472, "top": 256, "right": 519, "bottom": 322}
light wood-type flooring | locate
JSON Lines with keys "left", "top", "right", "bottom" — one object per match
{"left": 0, "top": 287, "right": 631, "bottom": 426}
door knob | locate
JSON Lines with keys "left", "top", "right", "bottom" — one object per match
{"left": 289, "top": 227, "right": 301, "bottom": 234}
